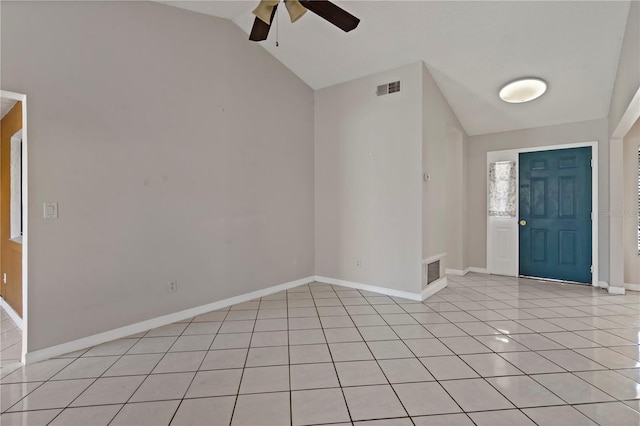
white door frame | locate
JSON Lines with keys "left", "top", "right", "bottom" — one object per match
{"left": 609, "top": 87, "right": 640, "bottom": 293}
{"left": 487, "top": 141, "right": 599, "bottom": 286}
{"left": 0, "top": 90, "right": 28, "bottom": 363}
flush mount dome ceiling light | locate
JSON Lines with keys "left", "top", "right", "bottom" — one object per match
{"left": 499, "top": 78, "right": 547, "bottom": 103}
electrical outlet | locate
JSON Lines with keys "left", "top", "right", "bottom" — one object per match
{"left": 356, "top": 259, "right": 362, "bottom": 268}
{"left": 168, "top": 281, "right": 177, "bottom": 293}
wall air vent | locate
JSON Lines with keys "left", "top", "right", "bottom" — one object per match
{"left": 427, "top": 260, "right": 440, "bottom": 285}
{"left": 376, "top": 80, "right": 401, "bottom": 96}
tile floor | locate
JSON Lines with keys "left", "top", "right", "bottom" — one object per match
{"left": 1, "top": 274, "right": 640, "bottom": 425}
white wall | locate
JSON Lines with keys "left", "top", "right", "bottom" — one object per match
{"left": 315, "top": 62, "right": 423, "bottom": 294}
{"left": 623, "top": 119, "right": 640, "bottom": 284}
{"left": 1, "top": 1, "right": 315, "bottom": 352}
{"left": 422, "top": 64, "right": 467, "bottom": 270}
{"left": 467, "top": 119, "right": 610, "bottom": 281}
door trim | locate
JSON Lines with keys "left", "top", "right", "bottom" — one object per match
{"left": 0, "top": 90, "right": 28, "bottom": 363}
{"left": 487, "top": 141, "right": 599, "bottom": 286}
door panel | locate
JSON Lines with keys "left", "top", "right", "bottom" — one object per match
{"left": 1, "top": 101, "right": 23, "bottom": 316}
{"left": 519, "top": 147, "right": 592, "bottom": 284}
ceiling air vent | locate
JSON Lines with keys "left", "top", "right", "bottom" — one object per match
{"left": 376, "top": 80, "right": 401, "bottom": 96}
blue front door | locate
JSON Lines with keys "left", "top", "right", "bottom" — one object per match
{"left": 519, "top": 147, "right": 592, "bottom": 284}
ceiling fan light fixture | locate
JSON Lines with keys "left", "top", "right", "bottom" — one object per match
{"left": 284, "top": 0, "right": 307, "bottom": 23}
{"left": 252, "top": 0, "right": 280, "bottom": 24}
{"left": 499, "top": 78, "right": 547, "bottom": 103}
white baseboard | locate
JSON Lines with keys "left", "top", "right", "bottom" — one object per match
{"left": 0, "top": 298, "right": 23, "bottom": 331}
{"left": 597, "top": 281, "right": 609, "bottom": 288}
{"left": 624, "top": 283, "right": 640, "bottom": 292}
{"left": 608, "top": 286, "right": 626, "bottom": 295}
{"left": 445, "top": 268, "right": 467, "bottom": 276}
{"left": 24, "top": 276, "right": 315, "bottom": 365}
{"left": 315, "top": 276, "right": 422, "bottom": 301}
{"left": 421, "top": 277, "right": 448, "bottom": 300}
{"left": 467, "top": 267, "right": 489, "bottom": 274}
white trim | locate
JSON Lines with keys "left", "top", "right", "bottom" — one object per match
{"left": 422, "top": 253, "right": 447, "bottom": 265}
{"left": 624, "top": 283, "right": 640, "bottom": 292}
{"left": 0, "top": 298, "right": 23, "bottom": 330}
{"left": 445, "top": 268, "right": 468, "bottom": 276}
{"left": 612, "top": 87, "right": 640, "bottom": 139}
{"left": 421, "top": 277, "right": 448, "bottom": 300}
{"left": 597, "top": 281, "right": 609, "bottom": 288}
{"left": 24, "top": 276, "right": 315, "bottom": 364}
{"left": 467, "top": 267, "right": 490, "bottom": 274}
{"left": 314, "top": 276, "right": 423, "bottom": 301}
{"left": 610, "top": 86, "right": 640, "bottom": 290}
{"left": 0, "top": 90, "right": 28, "bottom": 364}
{"left": 487, "top": 141, "right": 599, "bottom": 286}
{"left": 607, "top": 286, "right": 626, "bottom": 295}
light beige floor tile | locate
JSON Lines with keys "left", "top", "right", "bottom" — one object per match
{"left": 231, "top": 392, "right": 290, "bottom": 426}
{"left": 522, "top": 405, "right": 597, "bottom": 426}
{"left": 291, "top": 388, "right": 350, "bottom": 425}
{"left": 468, "top": 409, "right": 536, "bottom": 426}
{"left": 152, "top": 351, "right": 206, "bottom": 373}
{"left": 171, "top": 396, "right": 235, "bottom": 426}
{"left": 461, "top": 353, "right": 523, "bottom": 377}
{"left": 0, "top": 381, "right": 42, "bottom": 412}
{"left": 411, "top": 413, "right": 474, "bottom": 426}
{"left": 405, "top": 338, "right": 454, "bottom": 357}
{"left": 290, "top": 362, "right": 339, "bottom": 390}
{"left": 127, "top": 337, "right": 178, "bottom": 354}
{"left": 0, "top": 409, "right": 61, "bottom": 426}
{"left": 486, "top": 375, "right": 565, "bottom": 407}
{"left": 49, "top": 404, "right": 122, "bottom": 426}
{"left": 129, "top": 372, "right": 195, "bottom": 402}
{"left": 440, "top": 378, "right": 514, "bottom": 411}
{"left": 289, "top": 343, "right": 332, "bottom": 364}
{"left": 1, "top": 358, "right": 73, "bottom": 383}
{"left": 82, "top": 338, "right": 138, "bottom": 357}
{"left": 420, "top": 356, "right": 479, "bottom": 380}
{"left": 239, "top": 365, "right": 289, "bottom": 394}
{"left": 325, "top": 327, "right": 364, "bottom": 343}
{"left": 200, "top": 348, "right": 247, "bottom": 370}
{"left": 7, "top": 379, "right": 93, "bottom": 411}
{"left": 110, "top": 400, "right": 180, "bottom": 426}
{"left": 182, "top": 321, "right": 221, "bottom": 335}
{"left": 329, "top": 342, "right": 374, "bottom": 361}
{"left": 343, "top": 384, "right": 407, "bottom": 421}
{"left": 393, "top": 381, "right": 461, "bottom": 416}
{"left": 185, "top": 369, "right": 242, "bottom": 398}
{"left": 70, "top": 375, "right": 145, "bottom": 406}
{"left": 144, "top": 323, "right": 188, "bottom": 337}
{"left": 335, "top": 360, "right": 387, "bottom": 386}
{"left": 245, "top": 346, "right": 288, "bottom": 367}
{"left": 169, "top": 335, "right": 214, "bottom": 352}
{"left": 103, "top": 353, "right": 164, "bottom": 376}
{"left": 531, "top": 373, "right": 615, "bottom": 404}
{"left": 250, "top": 331, "right": 288, "bottom": 347}
{"left": 574, "top": 369, "right": 640, "bottom": 400}
{"left": 575, "top": 402, "right": 640, "bottom": 426}
{"left": 378, "top": 358, "right": 434, "bottom": 383}
{"left": 367, "top": 340, "right": 414, "bottom": 359}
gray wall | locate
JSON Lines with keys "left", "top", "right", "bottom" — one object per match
{"left": 467, "top": 119, "right": 610, "bottom": 280}
{"left": 624, "top": 119, "right": 640, "bottom": 284}
{"left": 1, "top": 1, "right": 315, "bottom": 352}
{"left": 315, "top": 63, "right": 423, "bottom": 294}
{"left": 421, "top": 64, "right": 467, "bottom": 270}
{"left": 609, "top": 0, "right": 639, "bottom": 134}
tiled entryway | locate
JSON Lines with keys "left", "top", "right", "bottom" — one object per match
{"left": 1, "top": 274, "right": 640, "bottom": 425}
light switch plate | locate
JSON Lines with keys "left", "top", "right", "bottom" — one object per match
{"left": 43, "top": 202, "right": 58, "bottom": 219}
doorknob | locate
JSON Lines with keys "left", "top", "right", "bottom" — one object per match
{"left": 519, "top": 220, "right": 527, "bottom": 226}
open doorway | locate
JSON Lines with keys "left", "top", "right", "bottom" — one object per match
{"left": 0, "top": 90, "right": 28, "bottom": 364}
{"left": 621, "top": 117, "right": 640, "bottom": 291}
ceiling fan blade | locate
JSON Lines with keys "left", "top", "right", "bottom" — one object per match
{"left": 298, "top": 0, "right": 359, "bottom": 32}
{"left": 249, "top": 4, "right": 278, "bottom": 41}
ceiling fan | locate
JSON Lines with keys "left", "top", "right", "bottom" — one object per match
{"left": 249, "top": 0, "right": 360, "bottom": 42}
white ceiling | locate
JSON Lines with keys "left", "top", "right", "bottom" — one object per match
{"left": 0, "top": 98, "right": 18, "bottom": 120}
{"left": 157, "top": 1, "right": 631, "bottom": 136}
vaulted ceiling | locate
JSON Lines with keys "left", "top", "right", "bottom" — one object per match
{"left": 156, "top": 1, "right": 631, "bottom": 136}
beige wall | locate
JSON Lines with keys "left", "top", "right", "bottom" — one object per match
{"left": 1, "top": 1, "right": 315, "bottom": 352}
{"left": 623, "top": 119, "right": 640, "bottom": 284}
{"left": 609, "top": 1, "right": 639, "bottom": 135}
{"left": 467, "top": 119, "right": 610, "bottom": 280}
{"left": 421, "top": 64, "right": 467, "bottom": 270}
{"left": 315, "top": 63, "right": 423, "bottom": 294}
